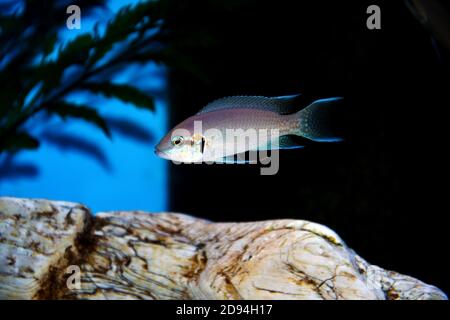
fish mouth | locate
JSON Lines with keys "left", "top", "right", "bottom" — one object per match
{"left": 154, "top": 147, "right": 171, "bottom": 160}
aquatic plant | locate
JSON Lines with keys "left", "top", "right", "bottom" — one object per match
{"left": 0, "top": 0, "right": 208, "bottom": 154}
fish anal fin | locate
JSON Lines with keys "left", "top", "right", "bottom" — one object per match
{"left": 273, "top": 135, "right": 305, "bottom": 150}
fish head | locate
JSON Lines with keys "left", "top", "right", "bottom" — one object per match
{"left": 155, "top": 116, "right": 205, "bottom": 163}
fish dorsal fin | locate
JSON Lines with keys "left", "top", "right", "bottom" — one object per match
{"left": 196, "top": 94, "right": 301, "bottom": 115}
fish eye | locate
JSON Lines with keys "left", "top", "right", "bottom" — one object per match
{"left": 171, "top": 136, "right": 184, "bottom": 146}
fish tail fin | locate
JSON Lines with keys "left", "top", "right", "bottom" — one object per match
{"left": 294, "top": 97, "right": 344, "bottom": 142}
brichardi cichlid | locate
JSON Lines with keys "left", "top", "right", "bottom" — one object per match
{"left": 155, "top": 94, "right": 343, "bottom": 163}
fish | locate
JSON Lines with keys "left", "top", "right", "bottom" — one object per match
{"left": 404, "top": 0, "right": 450, "bottom": 53}
{"left": 155, "top": 94, "right": 343, "bottom": 163}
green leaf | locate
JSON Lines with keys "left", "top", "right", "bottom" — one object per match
{"left": 58, "top": 33, "right": 95, "bottom": 65}
{"left": 104, "top": 2, "right": 151, "bottom": 40}
{"left": 42, "top": 32, "right": 58, "bottom": 57}
{"left": 48, "top": 102, "right": 111, "bottom": 137}
{"left": 89, "top": 2, "right": 155, "bottom": 65}
{"left": 0, "top": 14, "right": 22, "bottom": 36}
{"left": 0, "top": 132, "right": 40, "bottom": 152}
{"left": 80, "top": 83, "right": 154, "bottom": 111}
{"left": 89, "top": 40, "right": 113, "bottom": 65}
{"left": 31, "top": 34, "right": 95, "bottom": 90}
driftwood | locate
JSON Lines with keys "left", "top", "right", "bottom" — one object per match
{"left": 0, "top": 197, "right": 446, "bottom": 300}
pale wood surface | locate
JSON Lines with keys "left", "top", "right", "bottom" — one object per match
{"left": 0, "top": 197, "right": 446, "bottom": 300}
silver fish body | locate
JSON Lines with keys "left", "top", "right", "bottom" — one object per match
{"left": 155, "top": 95, "right": 342, "bottom": 163}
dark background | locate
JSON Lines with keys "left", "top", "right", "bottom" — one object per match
{"left": 167, "top": 0, "right": 449, "bottom": 294}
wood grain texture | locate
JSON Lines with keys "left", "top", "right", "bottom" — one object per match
{"left": 0, "top": 197, "right": 447, "bottom": 300}
{"left": 0, "top": 197, "right": 91, "bottom": 299}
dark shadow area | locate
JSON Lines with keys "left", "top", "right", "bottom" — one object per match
{"left": 40, "top": 131, "right": 112, "bottom": 171}
{"left": 0, "top": 154, "right": 39, "bottom": 180}
{"left": 104, "top": 115, "right": 155, "bottom": 144}
{"left": 168, "top": 0, "right": 450, "bottom": 293}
